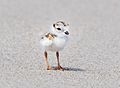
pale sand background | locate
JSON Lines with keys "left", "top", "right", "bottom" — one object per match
{"left": 0, "top": 0, "right": 120, "bottom": 88}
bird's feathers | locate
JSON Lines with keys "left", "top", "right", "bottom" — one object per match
{"left": 40, "top": 21, "right": 69, "bottom": 52}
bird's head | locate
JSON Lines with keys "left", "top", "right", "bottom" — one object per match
{"left": 50, "top": 21, "right": 70, "bottom": 37}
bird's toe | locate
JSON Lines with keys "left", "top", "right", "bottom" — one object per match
{"left": 47, "top": 66, "right": 53, "bottom": 70}
{"left": 55, "top": 65, "right": 64, "bottom": 71}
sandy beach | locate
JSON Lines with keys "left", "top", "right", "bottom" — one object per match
{"left": 0, "top": 0, "right": 120, "bottom": 88}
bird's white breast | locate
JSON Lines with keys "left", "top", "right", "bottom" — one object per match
{"left": 48, "top": 36, "right": 68, "bottom": 51}
{"left": 54, "top": 37, "right": 66, "bottom": 47}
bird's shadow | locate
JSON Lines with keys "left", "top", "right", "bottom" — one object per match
{"left": 52, "top": 66, "right": 85, "bottom": 72}
{"left": 64, "top": 67, "right": 85, "bottom": 72}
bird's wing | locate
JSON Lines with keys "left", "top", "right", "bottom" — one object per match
{"left": 40, "top": 32, "right": 55, "bottom": 47}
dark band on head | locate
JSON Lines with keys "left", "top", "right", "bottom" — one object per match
{"left": 53, "top": 21, "right": 68, "bottom": 28}
{"left": 57, "top": 21, "right": 66, "bottom": 26}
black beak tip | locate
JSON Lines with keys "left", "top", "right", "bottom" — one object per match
{"left": 65, "top": 31, "right": 69, "bottom": 35}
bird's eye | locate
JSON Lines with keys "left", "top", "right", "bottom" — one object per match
{"left": 57, "top": 28, "right": 61, "bottom": 30}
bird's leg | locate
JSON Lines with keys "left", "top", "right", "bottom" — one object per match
{"left": 44, "top": 51, "right": 52, "bottom": 70}
{"left": 55, "top": 51, "right": 64, "bottom": 71}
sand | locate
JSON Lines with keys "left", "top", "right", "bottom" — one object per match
{"left": 0, "top": 0, "right": 120, "bottom": 88}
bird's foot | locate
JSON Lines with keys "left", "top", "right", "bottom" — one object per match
{"left": 47, "top": 66, "right": 54, "bottom": 70}
{"left": 55, "top": 65, "right": 64, "bottom": 71}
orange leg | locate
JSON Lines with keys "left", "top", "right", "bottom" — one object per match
{"left": 44, "top": 51, "right": 53, "bottom": 70}
{"left": 55, "top": 52, "right": 64, "bottom": 71}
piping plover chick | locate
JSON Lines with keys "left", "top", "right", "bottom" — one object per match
{"left": 40, "top": 21, "right": 69, "bottom": 71}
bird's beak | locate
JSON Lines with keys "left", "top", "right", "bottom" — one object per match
{"left": 64, "top": 31, "right": 69, "bottom": 35}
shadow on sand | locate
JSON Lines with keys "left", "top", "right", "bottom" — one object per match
{"left": 63, "top": 67, "right": 86, "bottom": 72}
{"left": 52, "top": 66, "right": 86, "bottom": 72}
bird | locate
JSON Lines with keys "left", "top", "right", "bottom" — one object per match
{"left": 40, "top": 21, "right": 69, "bottom": 71}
